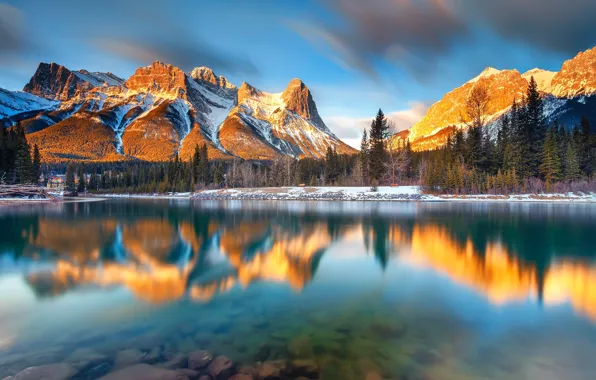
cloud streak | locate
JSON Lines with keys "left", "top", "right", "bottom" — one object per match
{"left": 294, "top": 0, "right": 596, "bottom": 81}
{"left": 0, "top": 4, "right": 25, "bottom": 57}
{"left": 292, "top": 0, "right": 467, "bottom": 80}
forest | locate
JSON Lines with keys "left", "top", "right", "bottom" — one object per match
{"left": 1, "top": 76, "right": 595, "bottom": 195}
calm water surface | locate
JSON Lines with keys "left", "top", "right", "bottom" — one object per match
{"left": 1, "top": 199, "right": 596, "bottom": 379}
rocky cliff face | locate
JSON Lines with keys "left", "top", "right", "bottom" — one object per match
{"left": 406, "top": 68, "right": 528, "bottom": 145}
{"left": 23, "top": 63, "right": 87, "bottom": 101}
{"left": 551, "top": 46, "right": 596, "bottom": 98}
{"left": 3, "top": 60, "right": 355, "bottom": 163}
{"left": 189, "top": 67, "right": 236, "bottom": 90}
{"left": 395, "top": 45, "right": 596, "bottom": 151}
{"left": 23, "top": 62, "right": 125, "bottom": 101}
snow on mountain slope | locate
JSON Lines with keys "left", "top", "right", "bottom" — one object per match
{"left": 221, "top": 80, "right": 356, "bottom": 159}
{"left": 405, "top": 68, "right": 528, "bottom": 146}
{"left": 551, "top": 46, "right": 596, "bottom": 98}
{"left": 73, "top": 70, "right": 125, "bottom": 88}
{"left": 522, "top": 69, "right": 557, "bottom": 93}
{"left": 396, "top": 46, "right": 596, "bottom": 152}
{"left": 467, "top": 67, "right": 502, "bottom": 84}
{"left": 13, "top": 60, "right": 355, "bottom": 162}
{"left": 0, "top": 88, "right": 59, "bottom": 118}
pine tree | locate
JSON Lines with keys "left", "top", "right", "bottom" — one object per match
{"left": 65, "top": 163, "right": 75, "bottom": 192}
{"left": 199, "top": 143, "right": 210, "bottom": 185}
{"left": 192, "top": 144, "right": 201, "bottom": 184}
{"left": 368, "top": 109, "right": 389, "bottom": 183}
{"left": 32, "top": 144, "right": 41, "bottom": 184}
{"left": 14, "top": 125, "right": 34, "bottom": 184}
{"left": 77, "top": 166, "right": 86, "bottom": 193}
{"left": 359, "top": 129, "right": 370, "bottom": 185}
{"left": 540, "top": 128, "right": 562, "bottom": 186}
{"left": 579, "top": 116, "right": 594, "bottom": 176}
{"left": 564, "top": 140, "right": 582, "bottom": 182}
{"left": 525, "top": 77, "right": 546, "bottom": 176}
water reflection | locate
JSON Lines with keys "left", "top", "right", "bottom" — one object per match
{"left": 2, "top": 200, "right": 596, "bottom": 379}
{"left": 2, "top": 201, "right": 596, "bottom": 323}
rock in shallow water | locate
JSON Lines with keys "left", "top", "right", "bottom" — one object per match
{"left": 207, "top": 356, "right": 235, "bottom": 380}
{"left": 64, "top": 348, "right": 108, "bottom": 370}
{"left": 98, "top": 364, "right": 188, "bottom": 380}
{"left": 113, "top": 349, "right": 145, "bottom": 370}
{"left": 7, "top": 363, "right": 76, "bottom": 380}
{"left": 188, "top": 351, "right": 212, "bottom": 370}
{"left": 176, "top": 368, "right": 200, "bottom": 380}
{"left": 156, "top": 354, "right": 188, "bottom": 370}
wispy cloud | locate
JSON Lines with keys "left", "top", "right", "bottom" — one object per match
{"left": 0, "top": 4, "right": 25, "bottom": 60}
{"left": 290, "top": 0, "right": 467, "bottom": 81}
{"left": 291, "top": 0, "right": 596, "bottom": 82}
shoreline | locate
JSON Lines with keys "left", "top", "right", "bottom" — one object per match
{"left": 88, "top": 186, "right": 596, "bottom": 203}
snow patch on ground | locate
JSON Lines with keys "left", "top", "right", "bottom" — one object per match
{"left": 94, "top": 187, "right": 596, "bottom": 203}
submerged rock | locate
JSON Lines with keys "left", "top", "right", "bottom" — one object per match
{"left": 64, "top": 348, "right": 107, "bottom": 369}
{"left": 289, "top": 359, "right": 319, "bottom": 378}
{"left": 176, "top": 368, "right": 200, "bottom": 380}
{"left": 113, "top": 349, "right": 145, "bottom": 370}
{"left": 188, "top": 351, "right": 212, "bottom": 370}
{"left": 144, "top": 347, "right": 162, "bottom": 364}
{"left": 7, "top": 363, "right": 76, "bottom": 380}
{"left": 207, "top": 356, "right": 235, "bottom": 380}
{"left": 155, "top": 354, "right": 188, "bottom": 370}
{"left": 255, "top": 360, "right": 286, "bottom": 378}
{"left": 229, "top": 375, "right": 253, "bottom": 380}
{"left": 98, "top": 364, "right": 188, "bottom": 380}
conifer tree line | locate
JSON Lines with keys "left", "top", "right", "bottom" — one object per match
{"left": 422, "top": 77, "right": 596, "bottom": 194}
{"left": 0, "top": 125, "right": 41, "bottom": 185}
{"left": 68, "top": 143, "right": 358, "bottom": 194}
{"left": 358, "top": 109, "right": 414, "bottom": 187}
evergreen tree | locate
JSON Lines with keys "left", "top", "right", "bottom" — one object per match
{"left": 359, "top": 129, "right": 370, "bottom": 185}
{"left": 564, "top": 140, "right": 582, "bottom": 182}
{"left": 325, "top": 147, "right": 340, "bottom": 184}
{"left": 213, "top": 162, "right": 225, "bottom": 187}
{"left": 65, "top": 163, "right": 75, "bottom": 192}
{"left": 32, "top": 144, "right": 41, "bottom": 184}
{"left": 199, "top": 144, "right": 210, "bottom": 185}
{"left": 77, "top": 166, "right": 86, "bottom": 193}
{"left": 579, "top": 116, "right": 594, "bottom": 176}
{"left": 368, "top": 109, "right": 389, "bottom": 183}
{"left": 495, "top": 114, "right": 510, "bottom": 169}
{"left": 539, "top": 128, "right": 562, "bottom": 186}
{"left": 525, "top": 77, "right": 546, "bottom": 176}
{"left": 14, "top": 125, "right": 34, "bottom": 184}
{"left": 192, "top": 144, "right": 201, "bottom": 184}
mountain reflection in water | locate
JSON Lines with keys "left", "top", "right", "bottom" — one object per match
{"left": 2, "top": 200, "right": 596, "bottom": 323}
{"left": 2, "top": 200, "right": 596, "bottom": 379}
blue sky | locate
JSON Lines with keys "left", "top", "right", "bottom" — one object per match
{"left": 1, "top": 0, "right": 595, "bottom": 147}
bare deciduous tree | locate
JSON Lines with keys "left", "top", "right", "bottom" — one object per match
{"left": 462, "top": 85, "right": 490, "bottom": 129}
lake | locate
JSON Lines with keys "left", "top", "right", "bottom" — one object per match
{"left": 1, "top": 199, "right": 596, "bottom": 379}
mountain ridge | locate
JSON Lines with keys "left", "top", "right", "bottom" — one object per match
{"left": 394, "top": 45, "right": 596, "bottom": 151}
{"left": 1, "top": 61, "right": 356, "bottom": 163}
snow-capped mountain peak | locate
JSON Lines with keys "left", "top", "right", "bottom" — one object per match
{"left": 189, "top": 66, "right": 236, "bottom": 90}
{"left": 4, "top": 61, "right": 355, "bottom": 162}
{"left": 522, "top": 68, "right": 557, "bottom": 93}
{"left": 467, "top": 67, "right": 502, "bottom": 84}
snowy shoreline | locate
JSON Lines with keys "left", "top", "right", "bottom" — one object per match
{"left": 92, "top": 186, "right": 596, "bottom": 203}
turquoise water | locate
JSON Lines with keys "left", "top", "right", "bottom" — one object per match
{"left": 1, "top": 199, "right": 596, "bottom": 379}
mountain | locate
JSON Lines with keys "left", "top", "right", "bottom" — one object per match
{"left": 1, "top": 61, "right": 356, "bottom": 163}
{"left": 394, "top": 46, "right": 596, "bottom": 151}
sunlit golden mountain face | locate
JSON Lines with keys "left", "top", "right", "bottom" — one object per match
{"left": 15, "top": 205, "right": 596, "bottom": 321}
